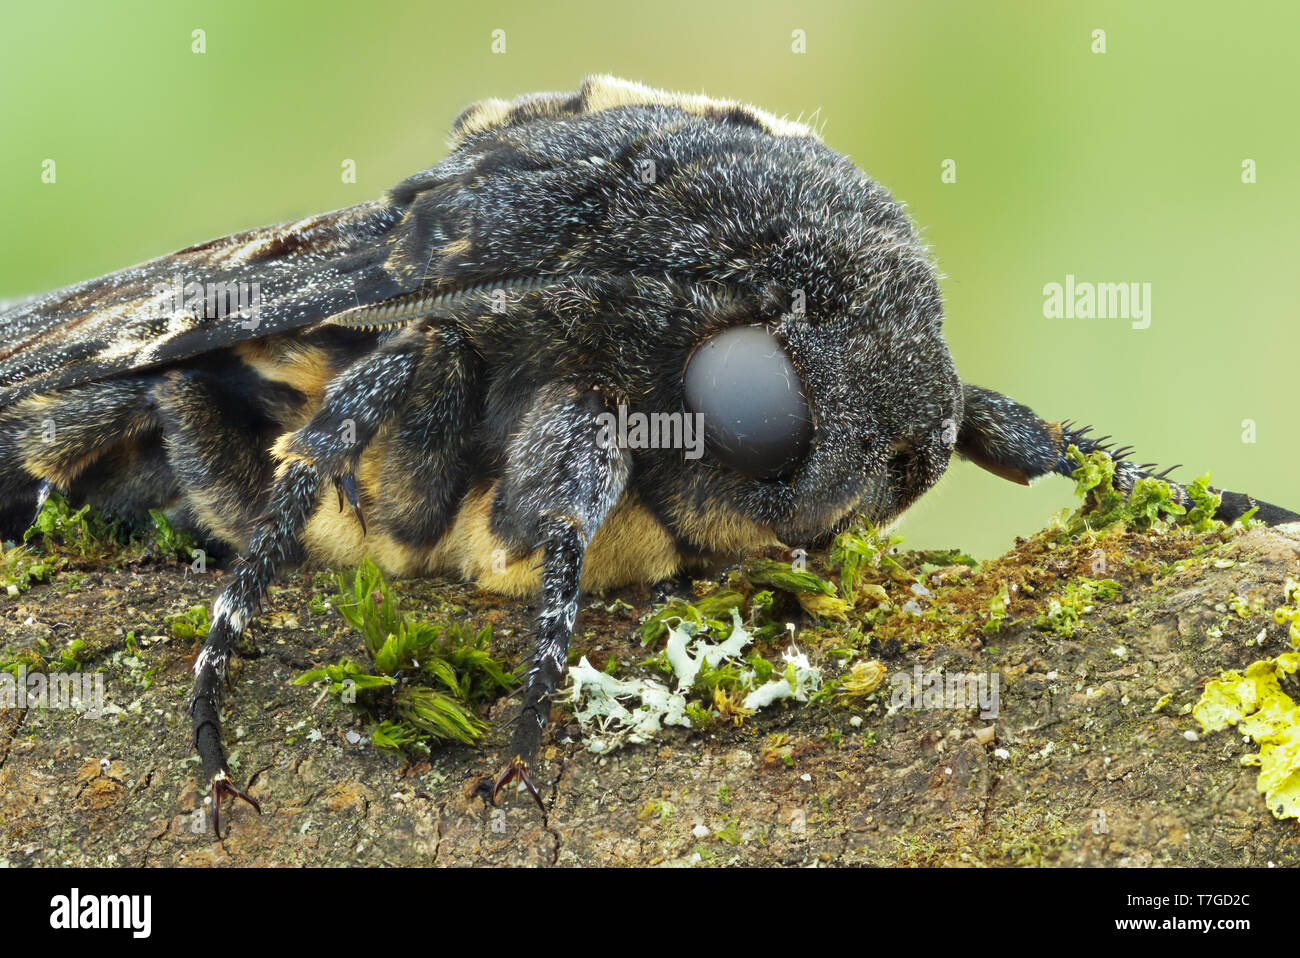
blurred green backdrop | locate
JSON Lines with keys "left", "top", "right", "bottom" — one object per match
{"left": 1, "top": 0, "right": 1295, "bottom": 557}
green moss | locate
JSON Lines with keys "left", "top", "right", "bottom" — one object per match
{"left": 144, "top": 509, "right": 199, "bottom": 562}
{"left": 0, "top": 635, "right": 91, "bottom": 675}
{"left": 637, "top": 799, "right": 676, "bottom": 827}
{"left": 738, "top": 557, "right": 849, "bottom": 619}
{"left": 683, "top": 701, "right": 714, "bottom": 728}
{"left": 914, "top": 548, "right": 979, "bottom": 568}
{"left": 738, "top": 557, "right": 837, "bottom": 596}
{"left": 0, "top": 545, "right": 61, "bottom": 595}
{"left": 369, "top": 719, "right": 428, "bottom": 754}
{"left": 621, "top": 606, "right": 796, "bottom": 730}
{"left": 1063, "top": 446, "right": 1244, "bottom": 537}
{"left": 1184, "top": 473, "right": 1239, "bottom": 532}
{"left": 690, "top": 658, "right": 750, "bottom": 696}
{"left": 1035, "top": 577, "right": 1123, "bottom": 638}
{"left": 988, "top": 809, "right": 1072, "bottom": 866}
{"left": 295, "top": 558, "right": 519, "bottom": 758}
{"left": 714, "top": 819, "right": 742, "bottom": 845}
{"left": 639, "top": 589, "right": 748, "bottom": 646}
{"left": 830, "top": 524, "right": 905, "bottom": 597}
{"left": 23, "top": 492, "right": 115, "bottom": 555}
{"left": 166, "top": 605, "right": 212, "bottom": 641}
{"left": 983, "top": 582, "right": 1012, "bottom": 635}
{"left": 583, "top": 441, "right": 1265, "bottom": 762}
{"left": 2, "top": 493, "right": 114, "bottom": 593}
{"left": 890, "top": 833, "right": 941, "bottom": 867}
{"left": 3, "top": 493, "right": 209, "bottom": 597}
{"left": 51, "top": 639, "right": 89, "bottom": 672}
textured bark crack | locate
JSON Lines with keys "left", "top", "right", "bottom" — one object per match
{"left": 544, "top": 748, "right": 567, "bottom": 865}
{"left": 430, "top": 799, "right": 447, "bottom": 865}
{"left": 140, "top": 807, "right": 172, "bottom": 866}
{"left": 0, "top": 708, "right": 26, "bottom": 770}
{"left": 978, "top": 773, "right": 1002, "bottom": 839}
{"left": 247, "top": 762, "right": 275, "bottom": 793}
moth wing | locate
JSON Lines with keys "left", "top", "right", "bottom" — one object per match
{"left": 0, "top": 192, "right": 439, "bottom": 406}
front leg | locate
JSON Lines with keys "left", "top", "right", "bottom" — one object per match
{"left": 491, "top": 514, "right": 588, "bottom": 807}
{"left": 189, "top": 331, "right": 425, "bottom": 836}
{"left": 957, "top": 384, "right": 1300, "bottom": 525}
{"left": 488, "top": 382, "right": 631, "bottom": 807}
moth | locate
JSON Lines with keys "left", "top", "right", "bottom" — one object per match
{"left": 1, "top": 76, "right": 1294, "bottom": 835}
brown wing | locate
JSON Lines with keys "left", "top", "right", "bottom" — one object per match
{"left": 0, "top": 196, "right": 420, "bottom": 406}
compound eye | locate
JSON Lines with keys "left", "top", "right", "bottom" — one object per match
{"left": 683, "top": 325, "right": 812, "bottom": 480}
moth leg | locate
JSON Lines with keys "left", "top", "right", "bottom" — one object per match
{"left": 191, "top": 331, "right": 426, "bottom": 837}
{"left": 68, "top": 435, "right": 178, "bottom": 533}
{"left": 155, "top": 367, "right": 298, "bottom": 548}
{"left": 957, "top": 384, "right": 1300, "bottom": 525}
{"left": 0, "top": 378, "right": 162, "bottom": 536}
{"left": 488, "top": 382, "right": 631, "bottom": 808}
{"left": 367, "top": 325, "right": 482, "bottom": 547}
{"left": 333, "top": 472, "right": 366, "bottom": 534}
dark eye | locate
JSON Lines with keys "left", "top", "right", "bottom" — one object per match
{"left": 682, "top": 325, "right": 813, "bottom": 479}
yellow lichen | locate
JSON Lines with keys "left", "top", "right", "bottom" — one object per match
{"left": 1194, "top": 580, "right": 1300, "bottom": 820}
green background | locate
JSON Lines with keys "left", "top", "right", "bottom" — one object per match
{"left": 1, "top": 0, "right": 1295, "bottom": 557}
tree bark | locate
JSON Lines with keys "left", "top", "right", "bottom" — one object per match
{"left": 2, "top": 523, "right": 1298, "bottom": 866}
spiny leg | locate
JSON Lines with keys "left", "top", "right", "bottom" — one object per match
{"left": 190, "top": 331, "right": 426, "bottom": 836}
{"left": 327, "top": 323, "right": 481, "bottom": 540}
{"left": 957, "top": 384, "right": 1300, "bottom": 524}
{"left": 486, "top": 381, "right": 630, "bottom": 807}
{"left": 192, "top": 459, "right": 316, "bottom": 834}
{"left": 491, "top": 515, "right": 584, "bottom": 807}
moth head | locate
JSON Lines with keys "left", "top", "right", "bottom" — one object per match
{"left": 421, "top": 78, "right": 963, "bottom": 548}
{"left": 672, "top": 285, "right": 963, "bottom": 549}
